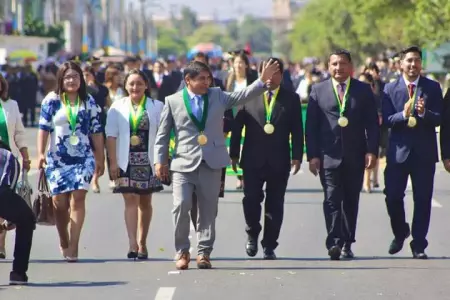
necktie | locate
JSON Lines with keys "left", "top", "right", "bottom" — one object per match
{"left": 338, "top": 83, "right": 346, "bottom": 103}
{"left": 267, "top": 91, "right": 273, "bottom": 104}
{"left": 408, "top": 83, "right": 415, "bottom": 99}
{"left": 195, "top": 95, "right": 203, "bottom": 119}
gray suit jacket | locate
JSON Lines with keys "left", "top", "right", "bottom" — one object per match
{"left": 154, "top": 79, "right": 265, "bottom": 172}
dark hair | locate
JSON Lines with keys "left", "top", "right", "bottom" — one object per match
{"left": 123, "top": 69, "right": 151, "bottom": 98}
{"left": 366, "top": 62, "right": 380, "bottom": 74}
{"left": 225, "top": 52, "right": 251, "bottom": 91}
{"left": 104, "top": 66, "right": 120, "bottom": 84}
{"left": 183, "top": 61, "right": 211, "bottom": 81}
{"left": 258, "top": 57, "right": 284, "bottom": 74}
{"left": 82, "top": 65, "right": 101, "bottom": 86}
{"left": 359, "top": 72, "right": 374, "bottom": 84}
{"left": 0, "top": 73, "right": 8, "bottom": 101}
{"left": 329, "top": 49, "right": 352, "bottom": 63}
{"left": 193, "top": 52, "right": 209, "bottom": 63}
{"left": 56, "top": 61, "right": 88, "bottom": 102}
{"left": 400, "top": 46, "right": 422, "bottom": 60}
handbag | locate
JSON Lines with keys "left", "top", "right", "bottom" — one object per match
{"left": 32, "top": 169, "right": 56, "bottom": 226}
{"left": 16, "top": 168, "right": 33, "bottom": 208}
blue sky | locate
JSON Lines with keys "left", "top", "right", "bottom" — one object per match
{"left": 129, "top": 0, "right": 273, "bottom": 20}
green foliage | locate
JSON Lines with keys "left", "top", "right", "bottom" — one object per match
{"left": 23, "top": 15, "right": 65, "bottom": 56}
{"left": 185, "top": 24, "right": 233, "bottom": 49}
{"left": 237, "top": 16, "right": 272, "bottom": 55}
{"left": 156, "top": 26, "right": 188, "bottom": 57}
{"left": 289, "top": 0, "right": 450, "bottom": 62}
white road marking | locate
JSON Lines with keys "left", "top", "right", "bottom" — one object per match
{"left": 432, "top": 198, "right": 443, "bottom": 208}
{"left": 154, "top": 287, "right": 176, "bottom": 300}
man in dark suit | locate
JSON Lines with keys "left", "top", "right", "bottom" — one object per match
{"left": 230, "top": 57, "right": 303, "bottom": 259}
{"left": 383, "top": 46, "right": 443, "bottom": 259}
{"left": 306, "top": 49, "right": 379, "bottom": 260}
{"left": 440, "top": 88, "right": 450, "bottom": 173}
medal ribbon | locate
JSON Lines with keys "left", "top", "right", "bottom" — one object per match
{"left": 332, "top": 81, "right": 351, "bottom": 116}
{"left": 408, "top": 84, "right": 419, "bottom": 115}
{"left": 264, "top": 89, "right": 279, "bottom": 124}
{"left": 63, "top": 93, "right": 80, "bottom": 134}
{"left": 129, "top": 95, "right": 147, "bottom": 135}
{"left": 0, "top": 101, "right": 9, "bottom": 146}
{"left": 182, "top": 88, "right": 209, "bottom": 132}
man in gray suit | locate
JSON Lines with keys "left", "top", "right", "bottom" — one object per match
{"left": 154, "top": 60, "right": 279, "bottom": 270}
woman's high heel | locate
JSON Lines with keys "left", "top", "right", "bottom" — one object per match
{"left": 127, "top": 251, "right": 138, "bottom": 260}
{"left": 138, "top": 252, "right": 148, "bottom": 260}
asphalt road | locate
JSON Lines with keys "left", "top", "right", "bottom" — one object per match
{"left": 1, "top": 129, "right": 450, "bottom": 299}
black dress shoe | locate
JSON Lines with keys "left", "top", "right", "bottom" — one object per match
{"left": 328, "top": 245, "right": 341, "bottom": 260}
{"left": 263, "top": 249, "right": 276, "bottom": 260}
{"left": 341, "top": 245, "right": 354, "bottom": 259}
{"left": 245, "top": 237, "right": 258, "bottom": 257}
{"left": 389, "top": 228, "right": 411, "bottom": 255}
{"left": 412, "top": 251, "right": 428, "bottom": 259}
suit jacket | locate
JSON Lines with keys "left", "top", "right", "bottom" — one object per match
{"left": 178, "top": 77, "right": 233, "bottom": 134}
{"left": 229, "top": 87, "right": 303, "bottom": 173}
{"left": 306, "top": 78, "right": 379, "bottom": 169}
{"left": 382, "top": 76, "right": 442, "bottom": 164}
{"left": 439, "top": 88, "right": 450, "bottom": 160}
{"left": 0, "top": 99, "right": 26, "bottom": 157}
{"left": 154, "top": 79, "right": 265, "bottom": 173}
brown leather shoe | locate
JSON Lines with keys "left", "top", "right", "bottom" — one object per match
{"left": 196, "top": 254, "right": 212, "bottom": 269}
{"left": 175, "top": 252, "right": 190, "bottom": 270}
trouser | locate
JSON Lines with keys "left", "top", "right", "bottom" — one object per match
{"left": 0, "top": 187, "right": 35, "bottom": 274}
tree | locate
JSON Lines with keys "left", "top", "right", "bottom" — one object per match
{"left": 186, "top": 24, "right": 233, "bottom": 50}
{"left": 172, "top": 6, "right": 199, "bottom": 38}
{"left": 156, "top": 26, "right": 188, "bottom": 57}
{"left": 23, "top": 15, "right": 65, "bottom": 56}
{"left": 237, "top": 16, "right": 272, "bottom": 55}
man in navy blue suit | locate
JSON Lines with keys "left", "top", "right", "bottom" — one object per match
{"left": 440, "top": 88, "right": 450, "bottom": 172}
{"left": 306, "top": 49, "right": 379, "bottom": 260}
{"left": 382, "top": 46, "right": 443, "bottom": 259}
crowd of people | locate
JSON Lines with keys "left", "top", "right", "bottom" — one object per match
{"left": 0, "top": 45, "right": 450, "bottom": 287}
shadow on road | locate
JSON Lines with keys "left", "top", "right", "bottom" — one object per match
{"left": 213, "top": 256, "right": 450, "bottom": 261}
{"left": 29, "top": 257, "right": 174, "bottom": 264}
{"left": 4, "top": 281, "right": 128, "bottom": 288}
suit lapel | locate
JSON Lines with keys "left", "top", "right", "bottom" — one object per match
{"left": 256, "top": 94, "right": 266, "bottom": 126}
{"left": 271, "top": 88, "right": 283, "bottom": 124}
{"left": 327, "top": 79, "right": 341, "bottom": 117}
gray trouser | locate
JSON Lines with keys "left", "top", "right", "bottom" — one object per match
{"left": 172, "top": 163, "right": 221, "bottom": 255}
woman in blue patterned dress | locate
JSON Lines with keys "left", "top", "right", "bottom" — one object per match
{"left": 37, "top": 61, "right": 105, "bottom": 262}
{"left": 106, "top": 69, "right": 163, "bottom": 260}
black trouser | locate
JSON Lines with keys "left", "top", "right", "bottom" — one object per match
{"left": 0, "top": 187, "right": 35, "bottom": 274}
{"left": 242, "top": 164, "right": 290, "bottom": 250}
{"left": 319, "top": 161, "right": 364, "bottom": 249}
{"left": 384, "top": 152, "right": 435, "bottom": 252}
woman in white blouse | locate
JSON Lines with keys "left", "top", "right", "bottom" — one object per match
{"left": 105, "top": 69, "right": 164, "bottom": 260}
{"left": 0, "top": 74, "right": 31, "bottom": 259}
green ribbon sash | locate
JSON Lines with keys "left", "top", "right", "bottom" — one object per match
{"left": 129, "top": 96, "right": 147, "bottom": 134}
{"left": 0, "top": 101, "right": 9, "bottom": 146}
{"left": 332, "top": 81, "right": 351, "bottom": 116}
{"left": 182, "top": 88, "right": 209, "bottom": 132}
{"left": 263, "top": 90, "right": 278, "bottom": 124}
{"left": 63, "top": 93, "right": 80, "bottom": 134}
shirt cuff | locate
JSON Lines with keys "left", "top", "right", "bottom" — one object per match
{"left": 418, "top": 111, "right": 426, "bottom": 118}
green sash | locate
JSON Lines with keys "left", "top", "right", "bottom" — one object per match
{"left": 0, "top": 101, "right": 9, "bottom": 146}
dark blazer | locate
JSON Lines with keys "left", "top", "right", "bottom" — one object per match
{"left": 382, "top": 76, "right": 443, "bottom": 164}
{"left": 439, "top": 88, "right": 450, "bottom": 160}
{"left": 306, "top": 78, "right": 379, "bottom": 169}
{"left": 229, "top": 87, "right": 304, "bottom": 173}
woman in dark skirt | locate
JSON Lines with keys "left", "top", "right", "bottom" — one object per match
{"left": 105, "top": 69, "right": 164, "bottom": 259}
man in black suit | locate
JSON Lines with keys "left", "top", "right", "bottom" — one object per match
{"left": 230, "top": 57, "right": 303, "bottom": 259}
{"left": 305, "top": 49, "right": 379, "bottom": 260}
{"left": 441, "top": 88, "right": 450, "bottom": 173}
{"left": 383, "top": 46, "right": 443, "bottom": 259}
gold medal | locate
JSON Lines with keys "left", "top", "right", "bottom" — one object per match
{"left": 130, "top": 135, "right": 141, "bottom": 146}
{"left": 197, "top": 134, "right": 208, "bottom": 145}
{"left": 264, "top": 123, "right": 275, "bottom": 134}
{"left": 338, "top": 116, "right": 349, "bottom": 127}
{"left": 407, "top": 116, "right": 417, "bottom": 128}
{"left": 69, "top": 135, "right": 79, "bottom": 146}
